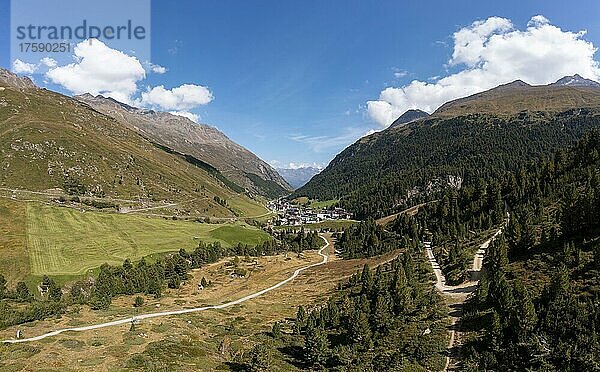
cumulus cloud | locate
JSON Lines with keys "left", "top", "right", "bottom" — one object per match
{"left": 40, "top": 57, "right": 57, "bottom": 68}
{"left": 169, "top": 110, "right": 200, "bottom": 123}
{"left": 45, "top": 39, "right": 145, "bottom": 103}
{"left": 35, "top": 39, "right": 212, "bottom": 121}
{"left": 367, "top": 15, "right": 600, "bottom": 126}
{"left": 12, "top": 59, "right": 37, "bottom": 74}
{"left": 144, "top": 62, "right": 167, "bottom": 74}
{"left": 140, "top": 84, "right": 213, "bottom": 111}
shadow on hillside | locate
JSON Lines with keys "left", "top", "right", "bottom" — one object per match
{"left": 446, "top": 284, "right": 478, "bottom": 294}
{"left": 278, "top": 345, "right": 309, "bottom": 369}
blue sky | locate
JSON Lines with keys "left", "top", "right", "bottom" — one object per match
{"left": 2, "top": 0, "right": 600, "bottom": 168}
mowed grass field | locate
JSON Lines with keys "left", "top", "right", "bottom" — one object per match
{"left": 0, "top": 199, "right": 30, "bottom": 284}
{"left": 26, "top": 203, "right": 271, "bottom": 276}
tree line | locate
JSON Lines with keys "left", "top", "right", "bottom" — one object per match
{"left": 0, "top": 229, "right": 324, "bottom": 330}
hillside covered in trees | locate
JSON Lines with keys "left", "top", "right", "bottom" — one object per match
{"left": 244, "top": 248, "right": 449, "bottom": 371}
{"left": 459, "top": 129, "right": 600, "bottom": 371}
{"left": 386, "top": 128, "right": 600, "bottom": 370}
{"left": 294, "top": 83, "right": 600, "bottom": 220}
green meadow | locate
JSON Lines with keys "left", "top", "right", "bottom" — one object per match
{"left": 25, "top": 203, "right": 271, "bottom": 276}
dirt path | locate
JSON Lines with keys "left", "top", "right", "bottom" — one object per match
{"left": 425, "top": 227, "right": 504, "bottom": 371}
{"left": 2, "top": 235, "right": 331, "bottom": 344}
{"left": 376, "top": 201, "right": 437, "bottom": 226}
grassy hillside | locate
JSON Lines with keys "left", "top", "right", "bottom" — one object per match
{"left": 25, "top": 202, "right": 271, "bottom": 276}
{"left": 76, "top": 93, "right": 292, "bottom": 197}
{"left": 434, "top": 82, "right": 600, "bottom": 118}
{"left": 0, "top": 85, "right": 266, "bottom": 218}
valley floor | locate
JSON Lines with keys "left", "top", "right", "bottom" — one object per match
{"left": 0, "top": 235, "right": 402, "bottom": 371}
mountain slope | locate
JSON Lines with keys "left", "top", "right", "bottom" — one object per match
{"left": 0, "top": 69, "right": 267, "bottom": 218}
{"left": 389, "top": 109, "right": 429, "bottom": 128}
{"left": 75, "top": 94, "right": 291, "bottom": 198}
{"left": 294, "top": 77, "right": 600, "bottom": 219}
{"left": 433, "top": 79, "right": 600, "bottom": 118}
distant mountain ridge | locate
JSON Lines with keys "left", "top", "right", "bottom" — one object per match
{"left": 277, "top": 166, "right": 321, "bottom": 189}
{"left": 551, "top": 73, "right": 600, "bottom": 87}
{"left": 75, "top": 93, "right": 291, "bottom": 198}
{"left": 0, "top": 69, "right": 36, "bottom": 90}
{"left": 433, "top": 76, "right": 600, "bottom": 118}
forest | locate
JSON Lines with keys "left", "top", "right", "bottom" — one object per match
{"left": 394, "top": 128, "right": 600, "bottom": 370}
{"left": 243, "top": 248, "right": 449, "bottom": 371}
{"left": 294, "top": 110, "right": 600, "bottom": 220}
{"left": 293, "top": 128, "right": 600, "bottom": 370}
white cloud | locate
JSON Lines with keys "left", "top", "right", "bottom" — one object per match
{"left": 290, "top": 126, "right": 378, "bottom": 152}
{"left": 151, "top": 65, "right": 167, "bottom": 74}
{"left": 392, "top": 68, "right": 409, "bottom": 79}
{"left": 45, "top": 39, "right": 145, "bottom": 103}
{"left": 12, "top": 59, "right": 37, "bottom": 74}
{"left": 140, "top": 84, "right": 213, "bottom": 111}
{"left": 38, "top": 39, "right": 214, "bottom": 114}
{"left": 368, "top": 15, "right": 600, "bottom": 126}
{"left": 169, "top": 110, "right": 199, "bottom": 123}
{"left": 144, "top": 62, "right": 167, "bottom": 74}
{"left": 40, "top": 57, "right": 57, "bottom": 68}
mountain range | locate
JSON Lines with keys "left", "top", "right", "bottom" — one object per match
{"left": 276, "top": 166, "right": 322, "bottom": 189}
{"left": 294, "top": 75, "right": 600, "bottom": 218}
{"left": 75, "top": 94, "right": 290, "bottom": 198}
{"left": 0, "top": 67, "right": 286, "bottom": 217}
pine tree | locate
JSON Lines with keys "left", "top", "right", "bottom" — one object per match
{"left": 271, "top": 321, "right": 282, "bottom": 339}
{"left": 511, "top": 279, "right": 537, "bottom": 342}
{"left": 392, "top": 265, "right": 411, "bottom": 314}
{"left": 349, "top": 305, "right": 371, "bottom": 346}
{"left": 360, "top": 264, "right": 373, "bottom": 294}
{"left": 506, "top": 217, "right": 522, "bottom": 257}
{"left": 47, "top": 279, "right": 62, "bottom": 302}
{"left": 488, "top": 310, "right": 503, "bottom": 350}
{"left": 15, "top": 282, "right": 32, "bottom": 302}
{"left": 304, "top": 323, "right": 329, "bottom": 367}
{"left": 0, "top": 274, "right": 6, "bottom": 299}
{"left": 246, "top": 343, "right": 274, "bottom": 372}
{"left": 295, "top": 306, "right": 306, "bottom": 334}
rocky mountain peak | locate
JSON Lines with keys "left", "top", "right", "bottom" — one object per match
{"left": 0, "top": 67, "right": 37, "bottom": 90}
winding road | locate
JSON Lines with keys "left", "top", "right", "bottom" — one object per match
{"left": 3, "top": 235, "right": 331, "bottom": 344}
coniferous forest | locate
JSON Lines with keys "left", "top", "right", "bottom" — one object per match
{"left": 259, "top": 128, "right": 600, "bottom": 371}
{"left": 243, "top": 249, "right": 449, "bottom": 371}
{"left": 398, "top": 128, "right": 600, "bottom": 370}
{"left": 295, "top": 111, "right": 600, "bottom": 220}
